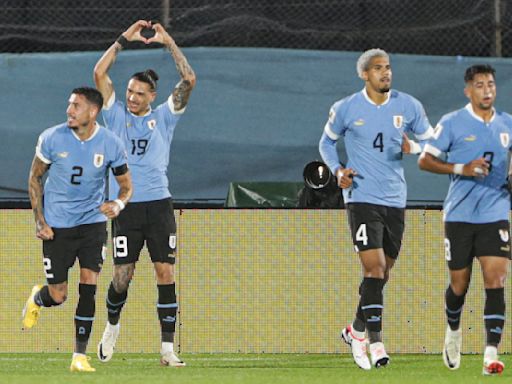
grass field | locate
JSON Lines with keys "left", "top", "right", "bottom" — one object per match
{"left": 0, "top": 353, "right": 509, "bottom": 384}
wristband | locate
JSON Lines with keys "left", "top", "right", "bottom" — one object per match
{"left": 114, "top": 199, "right": 125, "bottom": 211}
{"left": 453, "top": 164, "right": 464, "bottom": 175}
{"left": 116, "top": 35, "right": 129, "bottom": 48}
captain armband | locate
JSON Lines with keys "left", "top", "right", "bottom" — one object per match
{"left": 112, "top": 163, "right": 129, "bottom": 176}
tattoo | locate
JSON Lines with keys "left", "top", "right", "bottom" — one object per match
{"left": 172, "top": 80, "right": 193, "bottom": 111}
{"left": 28, "top": 157, "right": 49, "bottom": 226}
{"left": 166, "top": 42, "right": 195, "bottom": 81}
{"left": 113, "top": 263, "right": 135, "bottom": 292}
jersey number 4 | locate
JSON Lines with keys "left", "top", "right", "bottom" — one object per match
{"left": 373, "top": 132, "right": 384, "bottom": 152}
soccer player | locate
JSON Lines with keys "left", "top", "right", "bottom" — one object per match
{"left": 93, "top": 20, "right": 195, "bottom": 366}
{"left": 23, "top": 87, "right": 132, "bottom": 372}
{"left": 418, "top": 64, "right": 510, "bottom": 375}
{"left": 319, "top": 49, "right": 433, "bottom": 370}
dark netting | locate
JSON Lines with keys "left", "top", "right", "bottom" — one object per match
{"left": 1, "top": 0, "right": 511, "bottom": 56}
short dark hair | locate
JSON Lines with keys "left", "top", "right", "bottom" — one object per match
{"left": 72, "top": 87, "right": 103, "bottom": 110}
{"left": 131, "top": 69, "right": 159, "bottom": 91}
{"left": 464, "top": 64, "right": 496, "bottom": 83}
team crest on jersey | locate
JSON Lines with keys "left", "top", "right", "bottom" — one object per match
{"left": 393, "top": 115, "right": 404, "bottom": 129}
{"left": 93, "top": 153, "right": 104, "bottom": 168}
{"left": 499, "top": 229, "right": 509, "bottom": 243}
{"left": 500, "top": 132, "right": 509, "bottom": 148}
{"left": 147, "top": 119, "right": 156, "bottom": 130}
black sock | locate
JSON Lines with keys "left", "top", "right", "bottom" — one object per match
{"left": 360, "top": 277, "right": 385, "bottom": 343}
{"left": 106, "top": 282, "right": 128, "bottom": 325}
{"left": 484, "top": 288, "right": 505, "bottom": 347}
{"left": 34, "top": 285, "right": 60, "bottom": 307}
{"left": 75, "top": 284, "right": 96, "bottom": 354}
{"left": 445, "top": 285, "right": 465, "bottom": 331}
{"left": 352, "top": 281, "right": 365, "bottom": 332}
{"left": 157, "top": 284, "right": 177, "bottom": 343}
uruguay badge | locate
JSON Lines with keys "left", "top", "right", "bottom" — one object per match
{"left": 148, "top": 119, "right": 156, "bottom": 130}
{"left": 393, "top": 115, "right": 404, "bottom": 129}
{"left": 93, "top": 153, "right": 104, "bottom": 168}
{"left": 500, "top": 132, "right": 509, "bottom": 148}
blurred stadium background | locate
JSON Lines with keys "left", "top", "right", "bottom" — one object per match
{"left": 0, "top": 0, "right": 511, "bottom": 356}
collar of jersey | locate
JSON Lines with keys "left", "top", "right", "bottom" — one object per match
{"left": 464, "top": 103, "right": 495, "bottom": 123}
{"left": 70, "top": 122, "right": 100, "bottom": 142}
{"left": 127, "top": 105, "right": 152, "bottom": 117}
{"left": 362, "top": 88, "right": 390, "bottom": 106}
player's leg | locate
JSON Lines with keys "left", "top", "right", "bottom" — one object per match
{"left": 342, "top": 203, "right": 388, "bottom": 370}
{"left": 442, "top": 222, "right": 474, "bottom": 370}
{"left": 98, "top": 205, "right": 144, "bottom": 362}
{"left": 71, "top": 222, "right": 105, "bottom": 372}
{"left": 476, "top": 221, "right": 510, "bottom": 375}
{"left": 22, "top": 227, "right": 75, "bottom": 329}
{"left": 146, "top": 198, "right": 185, "bottom": 367}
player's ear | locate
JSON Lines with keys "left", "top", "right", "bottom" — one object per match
{"left": 463, "top": 85, "right": 471, "bottom": 99}
{"left": 361, "top": 71, "right": 369, "bottom": 81}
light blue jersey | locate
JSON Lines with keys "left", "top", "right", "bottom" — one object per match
{"left": 102, "top": 94, "right": 183, "bottom": 202}
{"left": 36, "top": 123, "right": 127, "bottom": 228}
{"left": 424, "top": 104, "right": 512, "bottom": 223}
{"left": 319, "top": 89, "right": 432, "bottom": 208}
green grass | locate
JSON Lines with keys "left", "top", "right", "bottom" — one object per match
{"left": 0, "top": 353, "right": 509, "bottom": 384}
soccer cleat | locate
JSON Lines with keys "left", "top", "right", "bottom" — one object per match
{"left": 369, "top": 342, "right": 390, "bottom": 368}
{"left": 70, "top": 354, "right": 96, "bottom": 372}
{"left": 482, "top": 346, "right": 504, "bottom": 375}
{"left": 442, "top": 326, "right": 462, "bottom": 370}
{"left": 22, "top": 285, "right": 43, "bottom": 329}
{"left": 483, "top": 359, "right": 504, "bottom": 375}
{"left": 160, "top": 351, "right": 186, "bottom": 367}
{"left": 97, "top": 322, "right": 120, "bottom": 362}
{"left": 341, "top": 325, "right": 371, "bottom": 370}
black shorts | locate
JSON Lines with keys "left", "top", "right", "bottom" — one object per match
{"left": 112, "top": 198, "right": 177, "bottom": 265}
{"left": 42, "top": 222, "right": 107, "bottom": 284}
{"left": 444, "top": 221, "right": 511, "bottom": 270}
{"left": 347, "top": 203, "right": 405, "bottom": 259}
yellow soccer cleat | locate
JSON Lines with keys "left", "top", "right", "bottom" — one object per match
{"left": 70, "top": 354, "right": 96, "bottom": 372}
{"left": 22, "top": 285, "right": 43, "bottom": 329}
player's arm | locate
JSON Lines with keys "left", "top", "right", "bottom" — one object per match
{"left": 28, "top": 156, "right": 54, "bottom": 240}
{"left": 147, "top": 23, "right": 196, "bottom": 112}
{"left": 100, "top": 167, "right": 133, "bottom": 219}
{"left": 418, "top": 149, "right": 489, "bottom": 177}
{"left": 94, "top": 20, "right": 151, "bottom": 107}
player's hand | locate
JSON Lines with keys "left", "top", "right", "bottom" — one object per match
{"left": 123, "top": 20, "right": 151, "bottom": 43}
{"left": 463, "top": 158, "right": 490, "bottom": 177}
{"left": 401, "top": 133, "right": 411, "bottom": 154}
{"left": 100, "top": 201, "right": 122, "bottom": 219}
{"left": 336, "top": 168, "right": 357, "bottom": 189}
{"left": 146, "top": 22, "right": 172, "bottom": 45}
{"left": 36, "top": 221, "right": 54, "bottom": 241}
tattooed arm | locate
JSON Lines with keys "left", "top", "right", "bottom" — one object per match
{"left": 94, "top": 20, "right": 151, "bottom": 107}
{"left": 28, "top": 156, "right": 53, "bottom": 240}
{"left": 148, "top": 22, "right": 197, "bottom": 111}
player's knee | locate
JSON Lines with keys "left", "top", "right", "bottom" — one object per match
{"left": 450, "top": 282, "right": 469, "bottom": 296}
{"left": 112, "top": 277, "right": 130, "bottom": 293}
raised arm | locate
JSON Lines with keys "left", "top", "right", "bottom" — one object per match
{"left": 93, "top": 20, "right": 151, "bottom": 107}
{"left": 28, "top": 156, "right": 53, "bottom": 240}
{"left": 148, "top": 23, "right": 196, "bottom": 111}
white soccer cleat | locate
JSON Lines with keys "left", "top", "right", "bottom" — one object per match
{"left": 160, "top": 351, "right": 186, "bottom": 367}
{"left": 369, "top": 342, "right": 390, "bottom": 368}
{"left": 482, "top": 346, "right": 504, "bottom": 375}
{"left": 442, "top": 326, "right": 462, "bottom": 370}
{"left": 341, "top": 325, "right": 371, "bottom": 370}
{"left": 97, "top": 322, "right": 120, "bottom": 362}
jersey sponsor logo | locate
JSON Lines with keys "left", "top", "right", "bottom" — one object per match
{"left": 499, "top": 229, "right": 509, "bottom": 242}
{"left": 93, "top": 153, "right": 104, "bottom": 168}
{"left": 463, "top": 135, "right": 476, "bottom": 142}
{"left": 57, "top": 151, "right": 69, "bottom": 158}
{"left": 148, "top": 119, "right": 156, "bottom": 130}
{"left": 500, "top": 132, "right": 509, "bottom": 148}
{"left": 354, "top": 119, "right": 365, "bottom": 126}
{"left": 328, "top": 109, "right": 336, "bottom": 124}
{"left": 393, "top": 115, "right": 403, "bottom": 129}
